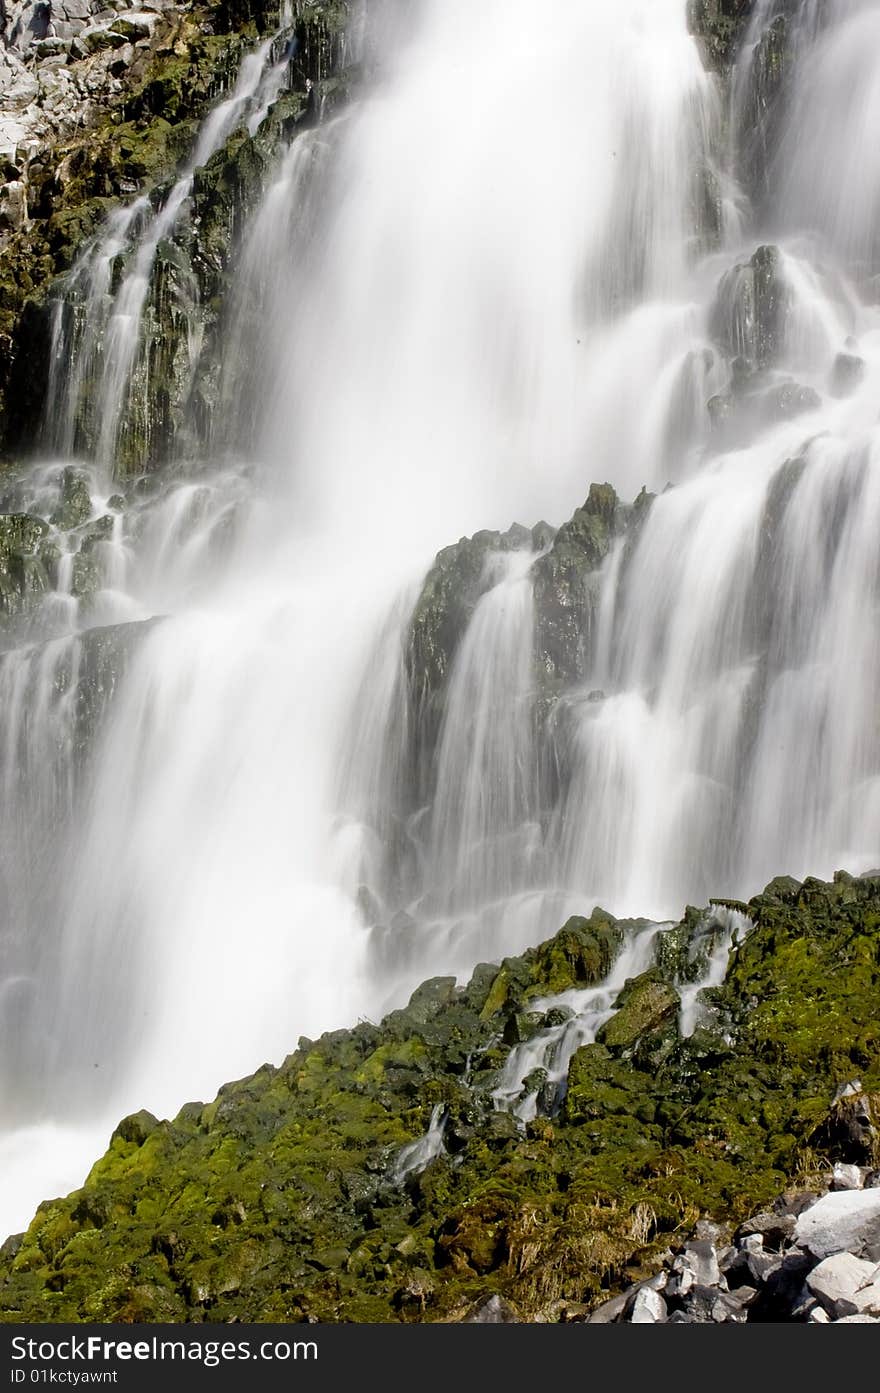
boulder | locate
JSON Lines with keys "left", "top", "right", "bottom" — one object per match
{"left": 78, "top": 22, "right": 128, "bottom": 53}
{"left": 711, "top": 245, "right": 789, "bottom": 370}
{"left": 51, "top": 466, "right": 92, "bottom": 530}
{"left": 109, "top": 12, "right": 157, "bottom": 41}
{"left": 631, "top": 1288, "right": 667, "bottom": 1323}
{"left": 853, "top": 1274, "right": 880, "bottom": 1318}
{"left": 587, "top": 1289, "right": 630, "bottom": 1324}
{"left": 596, "top": 970, "right": 680, "bottom": 1051}
{"left": 806, "top": 1252, "right": 878, "bottom": 1319}
{"left": 675, "top": 1239, "right": 721, "bottom": 1289}
{"left": 809, "top": 1088, "right": 879, "bottom": 1168}
{"left": 736, "top": 1210, "right": 797, "bottom": 1250}
{"left": 794, "top": 1189, "right": 880, "bottom": 1260}
{"left": 832, "top": 1163, "right": 864, "bottom": 1193}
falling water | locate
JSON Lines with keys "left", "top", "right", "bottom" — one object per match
{"left": 46, "top": 30, "right": 295, "bottom": 467}
{"left": 492, "top": 921, "right": 666, "bottom": 1125}
{"left": 2, "top": 0, "right": 880, "bottom": 1238}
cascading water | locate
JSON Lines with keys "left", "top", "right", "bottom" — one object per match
{"left": 491, "top": 920, "right": 667, "bottom": 1125}
{"left": 2, "top": 0, "right": 880, "bottom": 1240}
{"left": 46, "top": 28, "right": 296, "bottom": 467}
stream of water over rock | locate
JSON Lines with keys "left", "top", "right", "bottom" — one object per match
{"left": 2, "top": 0, "right": 880, "bottom": 1236}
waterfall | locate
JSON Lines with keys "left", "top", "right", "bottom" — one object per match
{"left": 3, "top": 0, "right": 880, "bottom": 1239}
{"left": 46, "top": 29, "right": 295, "bottom": 467}
{"left": 491, "top": 921, "right": 667, "bottom": 1125}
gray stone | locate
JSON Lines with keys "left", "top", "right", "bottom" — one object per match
{"left": 674, "top": 1239, "right": 721, "bottom": 1288}
{"left": 0, "top": 179, "right": 28, "bottom": 231}
{"left": 464, "top": 1294, "right": 520, "bottom": 1324}
{"left": 806, "top": 1252, "right": 877, "bottom": 1318}
{"left": 711, "top": 1290, "right": 749, "bottom": 1324}
{"left": 631, "top": 1288, "right": 667, "bottom": 1323}
{"left": 737, "top": 1210, "right": 797, "bottom": 1249}
{"left": 109, "top": 11, "right": 156, "bottom": 39}
{"left": 78, "top": 22, "right": 127, "bottom": 52}
{"left": 587, "top": 1289, "right": 629, "bottom": 1324}
{"left": 794, "top": 1189, "right": 880, "bottom": 1259}
{"left": 832, "top": 1162, "right": 864, "bottom": 1192}
{"left": 853, "top": 1271, "right": 880, "bottom": 1317}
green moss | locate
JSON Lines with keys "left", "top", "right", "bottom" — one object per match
{"left": 1, "top": 873, "right": 878, "bottom": 1323}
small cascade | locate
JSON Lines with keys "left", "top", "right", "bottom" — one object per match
{"left": 46, "top": 29, "right": 296, "bottom": 469}
{"left": 493, "top": 903, "right": 752, "bottom": 1124}
{"left": 425, "top": 550, "right": 538, "bottom": 918}
{"left": 491, "top": 921, "right": 665, "bottom": 1124}
{"left": 391, "top": 1103, "right": 447, "bottom": 1185}
{"left": 678, "top": 905, "right": 753, "bottom": 1037}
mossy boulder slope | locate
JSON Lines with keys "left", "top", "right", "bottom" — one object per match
{"left": 1, "top": 872, "right": 879, "bottom": 1323}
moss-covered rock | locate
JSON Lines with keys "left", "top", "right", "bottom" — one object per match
{"left": 0, "top": 511, "right": 50, "bottom": 615}
{"left": 688, "top": 0, "right": 754, "bottom": 73}
{"left": 711, "top": 244, "right": 789, "bottom": 371}
{"left": 1, "top": 872, "right": 878, "bottom": 1323}
{"left": 596, "top": 971, "right": 680, "bottom": 1052}
{"left": 0, "top": 2, "right": 356, "bottom": 461}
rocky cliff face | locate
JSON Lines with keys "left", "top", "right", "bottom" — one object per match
{"left": 0, "top": 872, "right": 877, "bottom": 1322}
{"left": 0, "top": 0, "right": 352, "bottom": 461}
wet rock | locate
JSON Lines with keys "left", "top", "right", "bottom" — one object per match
{"left": 596, "top": 970, "right": 680, "bottom": 1051}
{"left": 0, "top": 511, "right": 50, "bottom": 615}
{"left": 51, "top": 466, "right": 92, "bottom": 530}
{"left": 829, "top": 352, "right": 865, "bottom": 398}
{"left": 760, "top": 381, "right": 821, "bottom": 423}
{"left": 711, "top": 245, "right": 788, "bottom": 370}
{"left": 531, "top": 482, "right": 619, "bottom": 690}
{"left": 688, "top": 0, "right": 753, "bottom": 72}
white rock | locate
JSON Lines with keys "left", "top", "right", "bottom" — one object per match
{"left": 832, "top": 1162, "right": 864, "bottom": 1192}
{"left": 808, "top": 1306, "right": 830, "bottom": 1323}
{"left": 854, "top": 1271, "right": 880, "bottom": 1317}
{"left": 807, "top": 1252, "right": 878, "bottom": 1317}
{"left": 631, "top": 1288, "right": 667, "bottom": 1324}
{"left": 794, "top": 1188, "right": 880, "bottom": 1259}
{"left": 0, "top": 180, "right": 29, "bottom": 232}
{"left": 836, "top": 1314, "right": 880, "bottom": 1323}
{"left": 682, "top": 1240, "right": 721, "bottom": 1287}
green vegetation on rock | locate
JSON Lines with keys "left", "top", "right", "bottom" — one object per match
{"left": 1, "top": 872, "right": 878, "bottom": 1323}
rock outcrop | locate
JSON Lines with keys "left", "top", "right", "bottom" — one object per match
{"left": 0, "top": 0, "right": 354, "bottom": 460}
{"left": 1, "top": 871, "right": 878, "bottom": 1323}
